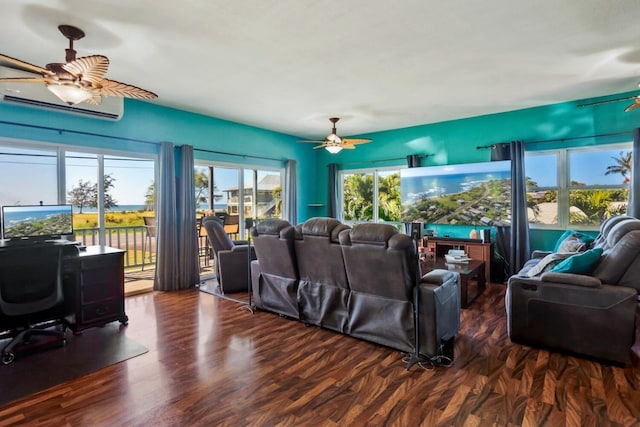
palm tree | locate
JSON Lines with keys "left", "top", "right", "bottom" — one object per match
{"left": 605, "top": 151, "right": 632, "bottom": 184}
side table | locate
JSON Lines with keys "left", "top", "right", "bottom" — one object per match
{"left": 420, "top": 257, "right": 486, "bottom": 308}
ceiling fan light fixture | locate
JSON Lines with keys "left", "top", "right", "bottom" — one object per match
{"left": 326, "top": 133, "right": 342, "bottom": 143}
{"left": 325, "top": 145, "right": 343, "bottom": 154}
{"left": 46, "top": 83, "right": 93, "bottom": 105}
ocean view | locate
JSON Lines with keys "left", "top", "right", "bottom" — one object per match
{"left": 78, "top": 203, "right": 227, "bottom": 213}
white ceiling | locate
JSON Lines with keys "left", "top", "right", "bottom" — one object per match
{"left": 2, "top": 0, "right": 640, "bottom": 139}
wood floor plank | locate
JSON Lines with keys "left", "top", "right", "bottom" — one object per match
{"left": 0, "top": 283, "right": 638, "bottom": 426}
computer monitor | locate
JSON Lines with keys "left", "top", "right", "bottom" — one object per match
{"left": 1, "top": 204, "right": 74, "bottom": 241}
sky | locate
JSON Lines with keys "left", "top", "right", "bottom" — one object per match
{"left": 525, "top": 147, "right": 631, "bottom": 188}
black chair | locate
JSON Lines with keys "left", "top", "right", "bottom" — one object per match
{"left": 202, "top": 216, "right": 256, "bottom": 294}
{"left": 141, "top": 216, "right": 156, "bottom": 270}
{"left": 0, "top": 245, "right": 67, "bottom": 364}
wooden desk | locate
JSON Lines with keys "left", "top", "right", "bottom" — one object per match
{"left": 0, "top": 244, "right": 127, "bottom": 335}
{"left": 420, "top": 258, "right": 486, "bottom": 308}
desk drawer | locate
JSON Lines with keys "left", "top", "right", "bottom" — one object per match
{"left": 82, "top": 282, "right": 119, "bottom": 303}
{"left": 81, "top": 299, "right": 120, "bottom": 323}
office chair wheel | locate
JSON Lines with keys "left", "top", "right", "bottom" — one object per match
{"left": 2, "top": 352, "right": 15, "bottom": 365}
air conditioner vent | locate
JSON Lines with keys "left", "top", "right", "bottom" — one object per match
{"left": 0, "top": 66, "right": 124, "bottom": 121}
{"left": 3, "top": 95, "right": 121, "bottom": 120}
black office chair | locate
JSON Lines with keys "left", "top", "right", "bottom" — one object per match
{"left": 0, "top": 245, "right": 66, "bottom": 364}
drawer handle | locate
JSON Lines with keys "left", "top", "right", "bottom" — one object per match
{"left": 95, "top": 306, "right": 108, "bottom": 316}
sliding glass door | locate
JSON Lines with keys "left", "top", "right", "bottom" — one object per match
{"left": 195, "top": 162, "right": 283, "bottom": 279}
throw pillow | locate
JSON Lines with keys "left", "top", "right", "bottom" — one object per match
{"left": 549, "top": 248, "right": 604, "bottom": 275}
{"left": 553, "top": 230, "right": 595, "bottom": 252}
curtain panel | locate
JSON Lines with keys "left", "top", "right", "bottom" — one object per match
{"left": 627, "top": 128, "right": 639, "bottom": 218}
{"left": 154, "top": 143, "right": 199, "bottom": 291}
{"left": 327, "top": 163, "right": 338, "bottom": 218}
{"left": 284, "top": 159, "right": 297, "bottom": 224}
{"left": 509, "top": 140, "right": 531, "bottom": 275}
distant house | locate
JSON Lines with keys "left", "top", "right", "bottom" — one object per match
{"left": 223, "top": 174, "right": 281, "bottom": 218}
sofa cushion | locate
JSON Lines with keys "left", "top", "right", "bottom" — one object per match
{"left": 553, "top": 230, "right": 595, "bottom": 253}
{"left": 550, "top": 248, "right": 604, "bottom": 274}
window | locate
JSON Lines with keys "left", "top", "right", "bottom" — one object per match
{"left": 525, "top": 144, "right": 631, "bottom": 228}
{"left": 0, "top": 145, "right": 58, "bottom": 205}
{"left": 0, "top": 139, "right": 157, "bottom": 274}
{"left": 194, "top": 162, "right": 284, "bottom": 238}
{"left": 339, "top": 167, "right": 402, "bottom": 223}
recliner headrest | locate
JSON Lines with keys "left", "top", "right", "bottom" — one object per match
{"left": 295, "top": 217, "right": 351, "bottom": 243}
{"left": 606, "top": 219, "right": 640, "bottom": 247}
{"left": 253, "top": 218, "right": 294, "bottom": 238}
{"left": 347, "top": 223, "right": 398, "bottom": 247}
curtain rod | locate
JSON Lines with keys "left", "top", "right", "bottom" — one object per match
{"left": 0, "top": 119, "right": 159, "bottom": 145}
{"left": 0, "top": 120, "right": 286, "bottom": 161}
{"left": 194, "top": 147, "right": 286, "bottom": 162}
{"left": 337, "top": 154, "right": 430, "bottom": 167}
{"left": 475, "top": 130, "right": 633, "bottom": 150}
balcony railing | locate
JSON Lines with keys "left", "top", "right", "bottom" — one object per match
{"left": 75, "top": 225, "right": 152, "bottom": 269}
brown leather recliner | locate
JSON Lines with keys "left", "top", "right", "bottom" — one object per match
{"left": 202, "top": 216, "right": 255, "bottom": 294}
{"left": 506, "top": 216, "right": 640, "bottom": 364}
{"left": 251, "top": 219, "right": 299, "bottom": 318}
{"left": 294, "top": 217, "right": 351, "bottom": 333}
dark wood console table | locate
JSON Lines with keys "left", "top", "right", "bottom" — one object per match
{"left": 425, "top": 237, "right": 493, "bottom": 284}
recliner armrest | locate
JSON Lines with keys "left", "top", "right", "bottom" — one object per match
{"left": 539, "top": 272, "right": 602, "bottom": 288}
{"left": 421, "top": 269, "right": 456, "bottom": 285}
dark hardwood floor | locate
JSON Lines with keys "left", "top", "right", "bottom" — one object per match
{"left": 0, "top": 283, "right": 638, "bottom": 426}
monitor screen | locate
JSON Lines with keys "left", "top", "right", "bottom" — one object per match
{"left": 1, "top": 204, "right": 74, "bottom": 240}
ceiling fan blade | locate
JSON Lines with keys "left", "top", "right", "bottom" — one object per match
{"left": 0, "top": 76, "right": 50, "bottom": 84}
{"left": 624, "top": 99, "right": 640, "bottom": 112}
{"left": 298, "top": 140, "right": 325, "bottom": 144}
{"left": 312, "top": 144, "right": 327, "bottom": 149}
{"left": 62, "top": 55, "right": 109, "bottom": 83}
{"left": 0, "top": 53, "right": 51, "bottom": 75}
{"left": 340, "top": 145, "right": 356, "bottom": 149}
{"left": 343, "top": 138, "right": 372, "bottom": 145}
{"left": 95, "top": 78, "right": 158, "bottom": 99}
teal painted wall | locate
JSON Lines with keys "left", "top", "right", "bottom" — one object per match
{"left": 313, "top": 91, "right": 640, "bottom": 251}
{"left": 0, "top": 99, "right": 316, "bottom": 220}
{"left": 0, "top": 90, "right": 637, "bottom": 242}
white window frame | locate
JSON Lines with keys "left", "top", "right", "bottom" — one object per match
{"left": 526, "top": 142, "right": 632, "bottom": 230}
{"left": 338, "top": 166, "right": 403, "bottom": 224}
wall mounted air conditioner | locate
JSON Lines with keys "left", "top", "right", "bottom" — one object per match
{"left": 0, "top": 66, "right": 124, "bottom": 121}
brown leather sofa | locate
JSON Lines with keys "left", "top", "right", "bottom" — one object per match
{"left": 251, "top": 217, "right": 461, "bottom": 368}
{"left": 506, "top": 215, "right": 640, "bottom": 364}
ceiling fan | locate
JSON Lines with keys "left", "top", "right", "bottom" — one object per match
{"left": 298, "top": 117, "right": 372, "bottom": 154}
{"left": 0, "top": 24, "right": 157, "bottom": 106}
